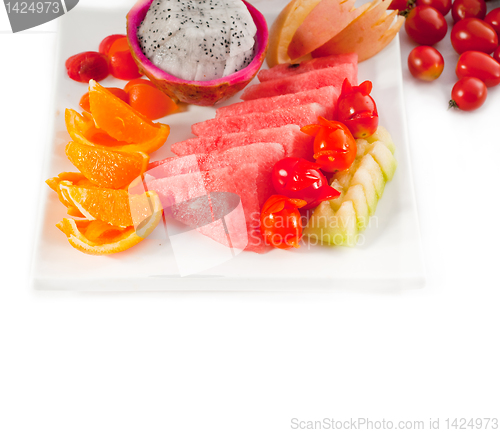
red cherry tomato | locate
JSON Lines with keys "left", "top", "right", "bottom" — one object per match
{"left": 451, "top": 0, "right": 486, "bottom": 23}
{"left": 405, "top": 6, "right": 448, "bottom": 45}
{"left": 108, "top": 38, "right": 142, "bottom": 80}
{"left": 484, "top": 8, "right": 500, "bottom": 37}
{"left": 123, "top": 78, "right": 157, "bottom": 93}
{"left": 79, "top": 87, "right": 129, "bottom": 112}
{"left": 455, "top": 50, "right": 500, "bottom": 87}
{"left": 493, "top": 45, "right": 500, "bottom": 63}
{"left": 271, "top": 158, "right": 340, "bottom": 210}
{"left": 337, "top": 79, "right": 379, "bottom": 139}
{"left": 449, "top": 77, "right": 487, "bottom": 111}
{"left": 408, "top": 46, "right": 445, "bottom": 80}
{"left": 416, "top": 0, "right": 451, "bottom": 16}
{"left": 450, "top": 18, "right": 499, "bottom": 54}
{"left": 260, "top": 195, "right": 306, "bottom": 249}
{"left": 388, "top": 0, "right": 409, "bottom": 11}
{"left": 65, "top": 51, "right": 109, "bottom": 83}
{"left": 98, "top": 34, "right": 126, "bottom": 56}
{"left": 127, "top": 83, "right": 178, "bottom": 120}
{"left": 301, "top": 117, "right": 357, "bottom": 173}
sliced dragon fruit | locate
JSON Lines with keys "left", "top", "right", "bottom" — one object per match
{"left": 127, "top": 0, "right": 269, "bottom": 106}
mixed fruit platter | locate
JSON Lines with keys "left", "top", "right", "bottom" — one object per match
{"left": 47, "top": 0, "right": 403, "bottom": 257}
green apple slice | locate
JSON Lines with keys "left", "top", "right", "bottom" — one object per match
{"left": 344, "top": 184, "right": 369, "bottom": 230}
{"left": 366, "top": 126, "right": 395, "bottom": 154}
{"left": 350, "top": 166, "right": 378, "bottom": 215}
{"left": 369, "top": 141, "right": 397, "bottom": 181}
{"left": 359, "top": 153, "right": 385, "bottom": 198}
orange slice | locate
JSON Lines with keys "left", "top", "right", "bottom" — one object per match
{"left": 46, "top": 172, "right": 97, "bottom": 217}
{"left": 65, "top": 109, "right": 169, "bottom": 154}
{"left": 88, "top": 80, "right": 161, "bottom": 143}
{"left": 56, "top": 191, "right": 163, "bottom": 255}
{"left": 65, "top": 140, "right": 149, "bottom": 189}
{"left": 58, "top": 181, "right": 156, "bottom": 228}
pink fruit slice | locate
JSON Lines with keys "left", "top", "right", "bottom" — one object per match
{"left": 199, "top": 142, "right": 285, "bottom": 207}
{"left": 216, "top": 86, "right": 339, "bottom": 119}
{"left": 191, "top": 103, "right": 332, "bottom": 136}
{"left": 287, "top": 0, "right": 369, "bottom": 61}
{"left": 170, "top": 124, "right": 314, "bottom": 161}
{"left": 312, "top": 0, "right": 404, "bottom": 62}
{"left": 257, "top": 53, "right": 358, "bottom": 82}
{"left": 240, "top": 64, "right": 357, "bottom": 100}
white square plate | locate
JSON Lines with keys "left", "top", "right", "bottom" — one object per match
{"left": 31, "top": 1, "right": 425, "bottom": 291}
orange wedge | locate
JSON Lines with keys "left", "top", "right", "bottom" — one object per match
{"left": 65, "top": 109, "right": 169, "bottom": 154}
{"left": 65, "top": 141, "right": 149, "bottom": 189}
{"left": 46, "top": 172, "right": 97, "bottom": 217}
{"left": 56, "top": 191, "right": 163, "bottom": 255}
{"left": 57, "top": 181, "right": 156, "bottom": 228}
{"left": 88, "top": 80, "right": 161, "bottom": 143}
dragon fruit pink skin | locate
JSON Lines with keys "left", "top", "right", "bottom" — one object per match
{"left": 126, "top": 0, "right": 269, "bottom": 106}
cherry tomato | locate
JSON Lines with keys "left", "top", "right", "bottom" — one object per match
{"left": 260, "top": 195, "right": 306, "bottom": 249}
{"left": 127, "top": 83, "right": 178, "bottom": 120}
{"left": 493, "top": 45, "right": 500, "bottom": 63}
{"left": 416, "top": 0, "right": 451, "bottom": 16}
{"left": 337, "top": 79, "right": 379, "bottom": 139}
{"left": 271, "top": 158, "right": 340, "bottom": 209}
{"left": 408, "top": 46, "right": 444, "bottom": 80}
{"left": 451, "top": 0, "right": 486, "bottom": 22}
{"left": 449, "top": 77, "right": 487, "bottom": 111}
{"left": 79, "top": 87, "right": 129, "bottom": 112}
{"left": 301, "top": 117, "right": 357, "bottom": 173}
{"left": 123, "top": 78, "right": 157, "bottom": 93}
{"left": 108, "top": 38, "right": 142, "bottom": 80}
{"left": 65, "top": 51, "right": 109, "bottom": 83}
{"left": 484, "top": 8, "right": 500, "bottom": 37}
{"left": 98, "top": 34, "right": 126, "bottom": 56}
{"left": 405, "top": 6, "right": 448, "bottom": 45}
{"left": 388, "top": 0, "right": 409, "bottom": 11}
{"left": 455, "top": 51, "right": 500, "bottom": 87}
{"left": 451, "top": 18, "right": 499, "bottom": 54}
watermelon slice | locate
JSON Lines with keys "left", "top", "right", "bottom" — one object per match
{"left": 192, "top": 103, "right": 331, "bottom": 137}
{"left": 145, "top": 163, "right": 270, "bottom": 253}
{"left": 198, "top": 142, "right": 285, "bottom": 207}
{"left": 171, "top": 124, "right": 314, "bottom": 161}
{"left": 216, "top": 86, "right": 339, "bottom": 119}
{"left": 240, "top": 64, "right": 357, "bottom": 101}
{"left": 257, "top": 53, "right": 358, "bottom": 82}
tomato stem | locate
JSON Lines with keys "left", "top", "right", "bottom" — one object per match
{"left": 448, "top": 99, "right": 459, "bottom": 110}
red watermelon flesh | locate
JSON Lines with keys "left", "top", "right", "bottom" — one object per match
{"left": 171, "top": 124, "right": 314, "bottom": 161}
{"left": 257, "top": 53, "right": 358, "bottom": 82}
{"left": 215, "top": 86, "right": 339, "bottom": 119}
{"left": 240, "top": 64, "right": 357, "bottom": 101}
{"left": 198, "top": 142, "right": 285, "bottom": 207}
{"left": 153, "top": 164, "right": 269, "bottom": 253}
{"left": 191, "top": 103, "right": 331, "bottom": 137}
{"left": 200, "top": 164, "right": 270, "bottom": 253}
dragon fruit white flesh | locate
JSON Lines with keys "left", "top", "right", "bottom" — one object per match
{"left": 127, "top": 0, "right": 268, "bottom": 105}
{"left": 137, "top": 0, "right": 257, "bottom": 81}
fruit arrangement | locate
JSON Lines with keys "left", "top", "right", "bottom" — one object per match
{"left": 393, "top": 0, "right": 500, "bottom": 110}
{"left": 48, "top": 0, "right": 402, "bottom": 257}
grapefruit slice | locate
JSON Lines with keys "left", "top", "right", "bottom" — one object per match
{"left": 266, "top": 0, "right": 322, "bottom": 67}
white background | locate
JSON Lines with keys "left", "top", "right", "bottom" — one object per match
{"left": 1, "top": 0, "right": 499, "bottom": 432}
